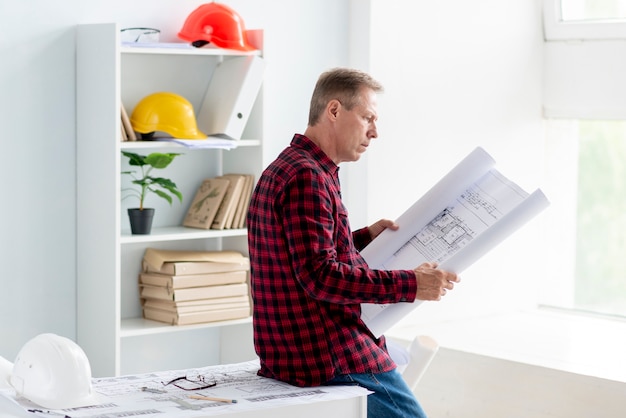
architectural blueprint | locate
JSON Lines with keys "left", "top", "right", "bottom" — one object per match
{"left": 381, "top": 168, "right": 527, "bottom": 270}
{"left": 0, "top": 360, "right": 369, "bottom": 417}
{"left": 360, "top": 147, "right": 550, "bottom": 337}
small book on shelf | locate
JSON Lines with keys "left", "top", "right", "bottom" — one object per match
{"left": 211, "top": 174, "right": 246, "bottom": 230}
{"left": 142, "top": 295, "right": 250, "bottom": 314}
{"left": 142, "top": 248, "right": 250, "bottom": 275}
{"left": 139, "top": 270, "right": 248, "bottom": 290}
{"left": 143, "top": 306, "right": 251, "bottom": 326}
{"left": 233, "top": 174, "right": 254, "bottom": 228}
{"left": 120, "top": 116, "right": 128, "bottom": 142}
{"left": 120, "top": 103, "right": 136, "bottom": 141}
{"left": 140, "top": 282, "right": 249, "bottom": 302}
{"left": 183, "top": 178, "right": 231, "bottom": 229}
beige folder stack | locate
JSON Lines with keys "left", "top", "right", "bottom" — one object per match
{"left": 140, "top": 248, "right": 251, "bottom": 326}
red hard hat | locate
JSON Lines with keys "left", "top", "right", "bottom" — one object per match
{"left": 178, "top": 2, "right": 255, "bottom": 51}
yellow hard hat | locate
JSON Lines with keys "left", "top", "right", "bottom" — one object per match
{"left": 130, "top": 92, "right": 207, "bottom": 139}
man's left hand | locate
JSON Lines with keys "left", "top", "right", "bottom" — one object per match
{"left": 368, "top": 218, "right": 399, "bottom": 240}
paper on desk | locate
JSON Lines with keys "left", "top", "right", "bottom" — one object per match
{"left": 0, "top": 360, "right": 370, "bottom": 418}
{"left": 361, "top": 147, "right": 550, "bottom": 337}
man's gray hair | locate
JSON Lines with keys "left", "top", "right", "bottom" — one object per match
{"left": 308, "top": 68, "right": 383, "bottom": 126}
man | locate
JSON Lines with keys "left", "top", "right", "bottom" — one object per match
{"left": 247, "top": 67, "right": 459, "bottom": 418}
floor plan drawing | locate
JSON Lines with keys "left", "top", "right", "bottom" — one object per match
{"left": 405, "top": 207, "right": 475, "bottom": 264}
{"left": 382, "top": 168, "right": 529, "bottom": 272}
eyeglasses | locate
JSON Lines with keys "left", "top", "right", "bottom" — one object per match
{"left": 161, "top": 373, "right": 217, "bottom": 391}
{"left": 120, "top": 27, "right": 160, "bottom": 43}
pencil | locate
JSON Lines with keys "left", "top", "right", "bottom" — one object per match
{"left": 188, "top": 394, "right": 238, "bottom": 403}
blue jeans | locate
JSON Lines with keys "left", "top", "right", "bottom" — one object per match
{"left": 325, "top": 369, "right": 427, "bottom": 418}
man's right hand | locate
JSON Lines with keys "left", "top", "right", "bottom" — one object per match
{"left": 413, "top": 262, "right": 460, "bottom": 301}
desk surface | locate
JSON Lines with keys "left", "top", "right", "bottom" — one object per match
{"left": 0, "top": 360, "right": 368, "bottom": 418}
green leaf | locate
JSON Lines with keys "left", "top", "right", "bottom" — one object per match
{"left": 122, "top": 151, "right": 147, "bottom": 167}
{"left": 152, "top": 188, "right": 173, "bottom": 205}
{"left": 132, "top": 179, "right": 149, "bottom": 187}
{"left": 162, "top": 184, "right": 183, "bottom": 203}
{"left": 145, "top": 153, "right": 181, "bottom": 169}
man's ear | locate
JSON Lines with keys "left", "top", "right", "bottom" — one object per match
{"left": 327, "top": 99, "right": 340, "bottom": 119}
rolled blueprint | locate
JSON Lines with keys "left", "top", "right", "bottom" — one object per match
{"left": 402, "top": 335, "right": 439, "bottom": 391}
{"left": 361, "top": 147, "right": 550, "bottom": 337}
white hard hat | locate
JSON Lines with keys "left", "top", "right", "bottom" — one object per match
{"left": 10, "top": 333, "right": 99, "bottom": 410}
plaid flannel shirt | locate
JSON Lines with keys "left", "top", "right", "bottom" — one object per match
{"left": 247, "top": 134, "right": 417, "bottom": 386}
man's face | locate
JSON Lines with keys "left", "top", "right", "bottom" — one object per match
{"left": 334, "top": 88, "right": 379, "bottom": 164}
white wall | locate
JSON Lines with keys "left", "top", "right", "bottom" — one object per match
{"left": 0, "top": 0, "right": 351, "bottom": 360}
{"left": 358, "top": 0, "right": 546, "bottom": 324}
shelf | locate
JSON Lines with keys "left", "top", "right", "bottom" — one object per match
{"left": 121, "top": 316, "right": 252, "bottom": 338}
{"left": 121, "top": 226, "right": 248, "bottom": 244}
{"left": 120, "top": 138, "right": 261, "bottom": 150}
{"left": 78, "top": 23, "right": 262, "bottom": 377}
{"left": 121, "top": 42, "right": 262, "bottom": 57}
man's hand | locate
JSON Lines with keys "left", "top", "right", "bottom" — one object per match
{"left": 368, "top": 219, "right": 399, "bottom": 240}
{"left": 413, "top": 262, "right": 460, "bottom": 301}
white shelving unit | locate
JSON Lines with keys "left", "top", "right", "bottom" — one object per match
{"left": 76, "top": 23, "right": 264, "bottom": 377}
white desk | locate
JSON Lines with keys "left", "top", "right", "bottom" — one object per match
{"left": 0, "top": 361, "right": 368, "bottom": 418}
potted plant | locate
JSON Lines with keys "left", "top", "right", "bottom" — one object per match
{"left": 121, "top": 151, "right": 183, "bottom": 234}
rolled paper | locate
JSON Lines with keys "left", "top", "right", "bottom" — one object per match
{"left": 401, "top": 335, "right": 439, "bottom": 391}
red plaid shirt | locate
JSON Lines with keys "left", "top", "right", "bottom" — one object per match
{"left": 247, "top": 134, "right": 418, "bottom": 387}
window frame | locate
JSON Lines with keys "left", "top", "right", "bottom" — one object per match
{"left": 543, "top": 0, "right": 626, "bottom": 40}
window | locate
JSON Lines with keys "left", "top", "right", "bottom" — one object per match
{"left": 543, "top": 0, "right": 626, "bottom": 40}
{"left": 561, "top": 0, "right": 626, "bottom": 21}
{"left": 542, "top": 120, "right": 626, "bottom": 318}
{"left": 543, "top": 0, "right": 626, "bottom": 318}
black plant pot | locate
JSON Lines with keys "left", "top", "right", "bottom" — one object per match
{"left": 128, "top": 208, "right": 155, "bottom": 235}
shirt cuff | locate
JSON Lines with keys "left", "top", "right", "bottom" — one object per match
{"left": 353, "top": 227, "right": 372, "bottom": 251}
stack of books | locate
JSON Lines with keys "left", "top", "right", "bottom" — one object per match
{"left": 183, "top": 174, "right": 255, "bottom": 230}
{"left": 140, "top": 249, "right": 251, "bottom": 326}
